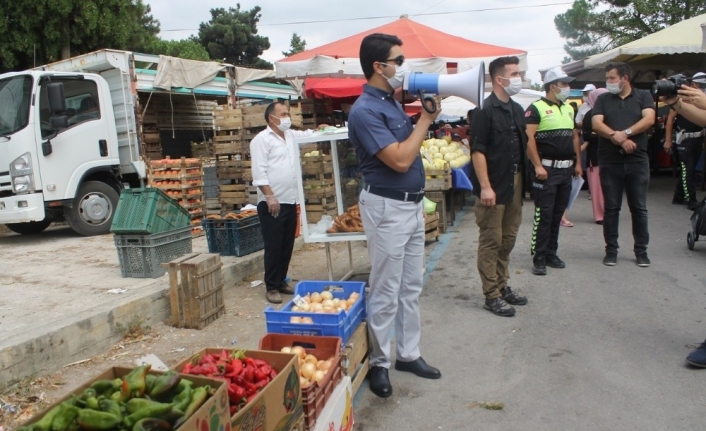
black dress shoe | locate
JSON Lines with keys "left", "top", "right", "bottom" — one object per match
{"left": 394, "top": 357, "right": 441, "bottom": 379}
{"left": 532, "top": 256, "right": 546, "bottom": 276}
{"left": 369, "top": 366, "right": 392, "bottom": 398}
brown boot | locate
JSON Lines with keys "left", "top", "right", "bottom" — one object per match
{"left": 279, "top": 282, "right": 295, "bottom": 295}
{"left": 266, "top": 290, "right": 282, "bottom": 304}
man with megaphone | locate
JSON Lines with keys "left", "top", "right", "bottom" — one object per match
{"left": 348, "top": 33, "right": 442, "bottom": 399}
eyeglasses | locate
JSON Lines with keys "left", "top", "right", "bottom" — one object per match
{"left": 380, "top": 56, "right": 405, "bottom": 67}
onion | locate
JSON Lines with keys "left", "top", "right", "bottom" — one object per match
{"left": 304, "top": 354, "right": 318, "bottom": 364}
{"left": 320, "top": 291, "right": 333, "bottom": 301}
{"left": 290, "top": 317, "right": 302, "bottom": 323}
{"left": 310, "top": 292, "right": 322, "bottom": 303}
{"left": 300, "top": 376, "right": 310, "bottom": 389}
{"left": 346, "top": 298, "right": 356, "bottom": 307}
{"left": 291, "top": 346, "right": 306, "bottom": 359}
{"left": 299, "top": 303, "right": 311, "bottom": 312}
{"left": 322, "top": 299, "right": 334, "bottom": 308}
{"left": 310, "top": 303, "right": 323, "bottom": 312}
{"left": 292, "top": 306, "right": 301, "bottom": 312}
{"left": 316, "top": 359, "right": 332, "bottom": 372}
{"left": 349, "top": 292, "right": 360, "bottom": 300}
{"left": 301, "top": 317, "right": 314, "bottom": 324}
{"left": 281, "top": 347, "right": 292, "bottom": 354}
{"left": 312, "top": 370, "right": 326, "bottom": 385}
{"left": 303, "top": 294, "right": 311, "bottom": 303}
{"left": 332, "top": 298, "right": 341, "bottom": 307}
{"left": 301, "top": 362, "right": 317, "bottom": 379}
{"left": 337, "top": 307, "right": 346, "bottom": 313}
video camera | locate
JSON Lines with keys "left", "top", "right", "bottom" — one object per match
{"left": 652, "top": 74, "right": 691, "bottom": 97}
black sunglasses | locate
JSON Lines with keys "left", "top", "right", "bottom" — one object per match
{"left": 381, "top": 56, "right": 405, "bottom": 67}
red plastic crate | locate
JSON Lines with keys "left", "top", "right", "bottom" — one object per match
{"left": 259, "top": 334, "right": 342, "bottom": 431}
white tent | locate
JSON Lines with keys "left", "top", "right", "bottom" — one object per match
{"left": 542, "top": 13, "right": 706, "bottom": 83}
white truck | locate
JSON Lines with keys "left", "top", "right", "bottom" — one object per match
{"left": 0, "top": 49, "right": 296, "bottom": 235}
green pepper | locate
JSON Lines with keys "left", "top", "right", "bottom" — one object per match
{"left": 98, "top": 399, "right": 122, "bottom": 421}
{"left": 132, "top": 418, "right": 173, "bottom": 431}
{"left": 145, "top": 374, "right": 158, "bottom": 394}
{"left": 110, "top": 390, "right": 122, "bottom": 402}
{"left": 50, "top": 401, "right": 79, "bottom": 431}
{"left": 86, "top": 397, "right": 100, "bottom": 410}
{"left": 149, "top": 371, "right": 181, "bottom": 398}
{"left": 172, "top": 380, "right": 193, "bottom": 412}
{"left": 123, "top": 403, "right": 174, "bottom": 428}
{"left": 29, "top": 404, "right": 62, "bottom": 431}
{"left": 125, "top": 398, "right": 171, "bottom": 415}
{"left": 79, "top": 388, "right": 97, "bottom": 403}
{"left": 174, "top": 386, "right": 208, "bottom": 428}
{"left": 91, "top": 380, "right": 118, "bottom": 394}
{"left": 120, "top": 365, "right": 151, "bottom": 400}
{"left": 76, "top": 409, "right": 122, "bottom": 430}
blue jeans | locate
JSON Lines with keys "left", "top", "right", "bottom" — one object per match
{"left": 599, "top": 162, "right": 650, "bottom": 255}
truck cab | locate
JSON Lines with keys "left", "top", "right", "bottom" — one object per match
{"left": 0, "top": 71, "right": 131, "bottom": 235}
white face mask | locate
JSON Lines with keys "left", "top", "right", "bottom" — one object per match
{"left": 272, "top": 116, "right": 291, "bottom": 132}
{"left": 606, "top": 80, "right": 622, "bottom": 94}
{"left": 555, "top": 86, "right": 571, "bottom": 102}
{"left": 582, "top": 95, "right": 589, "bottom": 103}
{"left": 384, "top": 63, "right": 408, "bottom": 91}
{"left": 501, "top": 76, "right": 523, "bottom": 96}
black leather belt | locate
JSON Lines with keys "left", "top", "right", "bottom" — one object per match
{"left": 511, "top": 164, "right": 521, "bottom": 174}
{"left": 365, "top": 185, "right": 425, "bottom": 203}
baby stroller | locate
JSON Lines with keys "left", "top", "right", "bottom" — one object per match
{"left": 687, "top": 197, "right": 706, "bottom": 250}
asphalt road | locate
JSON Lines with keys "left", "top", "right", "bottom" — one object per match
{"left": 354, "top": 174, "right": 706, "bottom": 431}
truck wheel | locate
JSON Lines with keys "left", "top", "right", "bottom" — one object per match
{"left": 5, "top": 218, "right": 52, "bottom": 235}
{"left": 65, "top": 181, "right": 119, "bottom": 236}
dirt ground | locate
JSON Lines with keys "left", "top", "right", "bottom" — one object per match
{"left": 0, "top": 230, "right": 371, "bottom": 430}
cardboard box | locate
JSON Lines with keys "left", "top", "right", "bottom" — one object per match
{"left": 312, "top": 376, "right": 354, "bottom": 431}
{"left": 21, "top": 367, "right": 229, "bottom": 431}
{"left": 173, "top": 349, "right": 304, "bottom": 431}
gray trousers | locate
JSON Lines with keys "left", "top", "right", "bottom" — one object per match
{"left": 359, "top": 189, "right": 425, "bottom": 368}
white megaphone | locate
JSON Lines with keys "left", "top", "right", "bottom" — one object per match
{"left": 403, "top": 62, "right": 485, "bottom": 113}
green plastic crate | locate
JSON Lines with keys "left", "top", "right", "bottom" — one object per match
{"left": 110, "top": 188, "right": 191, "bottom": 235}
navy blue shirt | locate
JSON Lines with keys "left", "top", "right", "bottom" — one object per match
{"left": 348, "top": 84, "right": 425, "bottom": 192}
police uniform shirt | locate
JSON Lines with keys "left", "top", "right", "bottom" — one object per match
{"left": 592, "top": 88, "right": 654, "bottom": 164}
{"left": 675, "top": 114, "right": 703, "bottom": 134}
{"left": 524, "top": 97, "right": 575, "bottom": 160}
{"left": 348, "top": 84, "right": 424, "bottom": 192}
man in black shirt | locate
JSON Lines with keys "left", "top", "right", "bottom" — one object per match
{"left": 592, "top": 62, "right": 656, "bottom": 267}
{"left": 470, "top": 56, "right": 528, "bottom": 317}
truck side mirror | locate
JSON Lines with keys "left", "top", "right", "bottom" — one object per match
{"left": 47, "top": 82, "right": 66, "bottom": 114}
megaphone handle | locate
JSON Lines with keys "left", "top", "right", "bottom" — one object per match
{"left": 418, "top": 90, "right": 436, "bottom": 114}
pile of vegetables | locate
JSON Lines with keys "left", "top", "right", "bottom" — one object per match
{"left": 180, "top": 350, "right": 277, "bottom": 415}
{"left": 421, "top": 138, "right": 471, "bottom": 170}
{"left": 288, "top": 290, "right": 360, "bottom": 323}
{"left": 18, "top": 365, "right": 209, "bottom": 431}
{"left": 280, "top": 346, "right": 335, "bottom": 390}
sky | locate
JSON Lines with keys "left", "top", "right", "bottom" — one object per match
{"left": 147, "top": 0, "right": 574, "bottom": 84}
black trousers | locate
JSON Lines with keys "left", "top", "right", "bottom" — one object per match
{"left": 673, "top": 137, "right": 704, "bottom": 203}
{"left": 257, "top": 202, "right": 297, "bottom": 291}
{"left": 530, "top": 165, "right": 573, "bottom": 262}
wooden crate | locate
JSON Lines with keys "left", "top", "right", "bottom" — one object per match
{"left": 191, "top": 141, "right": 212, "bottom": 158}
{"left": 425, "top": 168, "right": 452, "bottom": 191}
{"left": 166, "top": 253, "right": 225, "bottom": 330}
{"left": 425, "top": 212, "right": 440, "bottom": 242}
{"left": 306, "top": 208, "right": 338, "bottom": 224}
{"left": 301, "top": 155, "right": 334, "bottom": 175}
{"left": 342, "top": 322, "right": 369, "bottom": 396}
{"left": 213, "top": 106, "right": 243, "bottom": 131}
{"left": 304, "top": 186, "right": 336, "bottom": 201}
{"left": 425, "top": 191, "right": 449, "bottom": 233}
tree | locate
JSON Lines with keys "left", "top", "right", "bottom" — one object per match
{"left": 143, "top": 38, "right": 211, "bottom": 61}
{"left": 530, "top": 83, "right": 544, "bottom": 91}
{"left": 282, "top": 33, "right": 307, "bottom": 57}
{"left": 197, "top": 5, "right": 272, "bottom": 69}
{"left": 0, "top": 0, "right": 160, "bottom": 72}
{"left": 555, "top": 0, "right": 706, "bottom": 61}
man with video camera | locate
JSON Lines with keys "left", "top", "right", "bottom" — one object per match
{"left": 663, "top": 73, "right": 706, "bottom": 210}
{"left": 661, "top": 83, "right": 706, "bottom": 368}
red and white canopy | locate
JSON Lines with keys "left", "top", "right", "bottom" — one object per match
{"left": 276, "top": 16, "right": 527, "bottom": 79}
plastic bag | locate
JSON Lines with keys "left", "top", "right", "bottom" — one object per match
{"left": 309, "top": 215, "right": 334, "bottom": 235}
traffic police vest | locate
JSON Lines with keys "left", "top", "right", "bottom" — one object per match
{"left": 531, "top": 99, "right": 575, "bottom": 159}
{"left": 533, "top": 99, "right": 574, "bottom": 132}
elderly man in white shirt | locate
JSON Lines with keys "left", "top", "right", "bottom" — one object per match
{"left": 250, "top": 101, "right": 326, "bottom": 303}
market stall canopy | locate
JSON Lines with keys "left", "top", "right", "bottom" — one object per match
{"left": 153, "top": 55, "right": 276, "bottom": 90}
{"left": 542, "top": 13, "right": 706, "bottom": 84}
{"left": 405, "top": 89, "right": 543, "bottom": 117}
{"left": 275, "top": 15, "right": 527, "bottom": 79}
{"left": 304, "top": 77, "right": 366, "bottom": 98}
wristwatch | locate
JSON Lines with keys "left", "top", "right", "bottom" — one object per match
{"left": 624, "top": 129, "right": 633, "bottom": 136}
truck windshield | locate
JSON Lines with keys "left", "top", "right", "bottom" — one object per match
{"left": 0, "top": 75, "right": 33, "bottom": 137}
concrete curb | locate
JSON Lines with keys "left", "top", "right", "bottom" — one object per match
{"left": 0, "top": 237, "right": 304, "bottom": 390}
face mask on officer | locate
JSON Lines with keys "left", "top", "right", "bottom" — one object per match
{"left": 500, "top": 76, "right": 523, "bottom": 97}
{"left": 554, "top": 84, "right": 571, "bottom": 102}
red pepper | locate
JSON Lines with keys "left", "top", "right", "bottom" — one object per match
{"left": 235, "top": 377, "right": 258, "bottom": 396}
{"left": 227, "top": 383, "right": 246, "bottom": 402}
{"left": 270, "top": 369, "right": 278, "bottom": 379}
{"left": 230, "top": 405, "right": 239, "bottom": 415}
{"left": 243, "top": 357, "right": 256, "bottom": 369}
{"left": 253, "top": 359, "right": 269, "bottom": 368}
{"left": 220, "top": 350, "right": 230, "bottom": 361}
{"left": 225, "top": 359, "right": 243, "bottom": 378}
{"left": 189, "top": 363, "right": 218, "bottom": 376}
{"left": 252, "top": 379, "right": 268, "bottom": 390}
{"left": 200, "top": 354, "right": 217, "bottom": 364}
{"left": 182, "top": 363, "right": 194, "bottom": 374}
{"left": 246, "top": 393, "right": 258, "bottom": 403}
{"left": 253, "top": 368, "right": 268, "bottom": 382}
{"left": 242, "top": 366, "right": 254, "bottom": 383}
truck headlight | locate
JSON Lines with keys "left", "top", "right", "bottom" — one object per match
{"left": 10, "top": 152, "right": 34, "bottom": 194}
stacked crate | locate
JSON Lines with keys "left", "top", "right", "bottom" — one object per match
{"left": 148, "top": 157, "right": 206, "bottom": 236}
{"left": 190, "top": 140, "right": 212, "bottom": 159}
{"left": 301, "top": 145, "right": 337, "bottom": 224}
{"left": 291, "top": 98, "right": 332, "bottom": 128}
{"left": 141, "top": 111, "right": 162, "bottom": 160}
